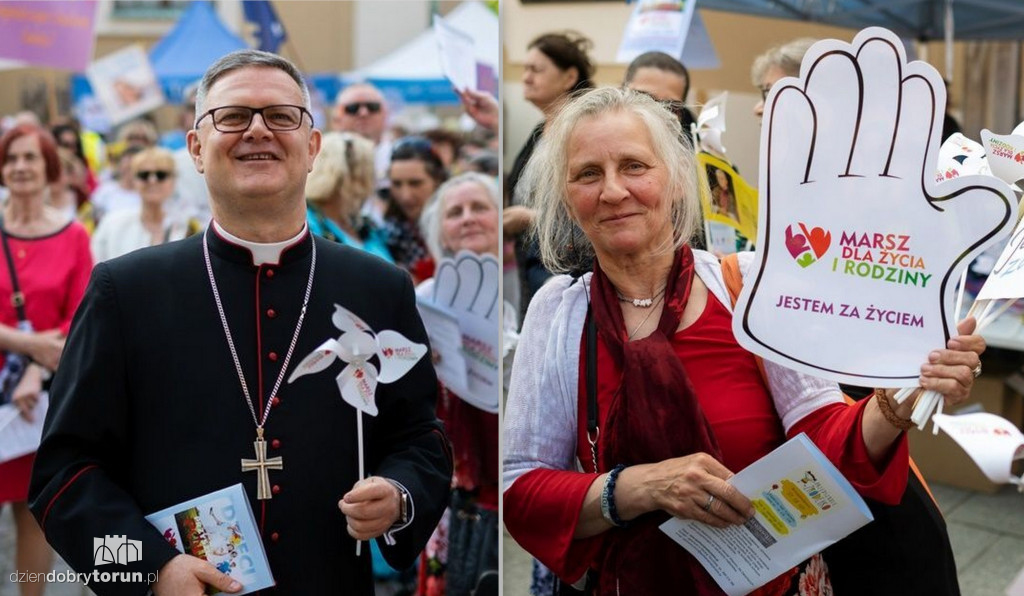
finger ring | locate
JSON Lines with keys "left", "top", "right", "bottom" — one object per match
{"left": 703, "top": 494, "right": 715, "bottom": 512}
{"left": 973, "top": 363, "right": 982, "bottom": 378}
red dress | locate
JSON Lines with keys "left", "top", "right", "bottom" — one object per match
{"left": 0, "top": 221, "right": 92, "bottom": 503}
{"left": 504, "top": 291, "right": 908, "bottom": 586}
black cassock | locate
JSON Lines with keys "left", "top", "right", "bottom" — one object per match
{"left": 29, "top": 229, "right": 452, "bottom": 595}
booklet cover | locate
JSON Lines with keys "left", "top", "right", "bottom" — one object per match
{"left": 660, "top": 433, "right": 873, "bottom": 596}
{"left": 145, "top": 483, "right": 274, "bottom": 595}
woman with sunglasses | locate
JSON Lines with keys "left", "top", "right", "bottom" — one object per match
{"left": 0, "top": 124, "right": 92, "bottom": 596}
{"left": 383, "top": 137, "right": 448, "bottom": 283}
{"left": 91, "top": 147, "right": 200, "bottom": 262}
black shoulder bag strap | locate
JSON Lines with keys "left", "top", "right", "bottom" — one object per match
{"left": 0, "top": 217, "right": 28, "bottom": 324}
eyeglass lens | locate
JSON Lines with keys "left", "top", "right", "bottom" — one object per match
{"left": 208, "top": 105, "right": 306, "bottom": 132}
{"left": 343, "top": 102, "right": 382, "bottom": 115}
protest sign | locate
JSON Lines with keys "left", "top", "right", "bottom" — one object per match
{"left": 733, "top": 28, "right": 1017, "bottom": 387}
{"left": 86, "top": 45, "right": 164, "bottom": 126}
{"left": 0, "top": 2, "right": 96, "bottom": 71}
{"left": 616, "top": 0, "right": 695, "bottom": 64}
{"left": 696, "top": 152, "right": 758, "bottom": 244}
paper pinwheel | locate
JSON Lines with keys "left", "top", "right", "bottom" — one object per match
{"left": 288, "top": 304, "right": 428, "bottom": 416}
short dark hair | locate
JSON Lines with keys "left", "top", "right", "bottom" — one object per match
{"left": 422, "top": 129, "right": 464, "bottom": 158}
{"left": 389, "top": 137, "right": 448, "bottom": 186}
{"left": 0, "top": 124, "right": 61, "bottom": 186}
{"left": 528, "top": 32, "right": 595, "bottom": 94}
{"left": 624, "top": 51, "right": 691, "bottom": 101}
{"left": 195, "top": 49, "right": 311, "bottom": 121}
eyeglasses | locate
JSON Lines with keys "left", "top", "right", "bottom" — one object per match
{"left": 342, "top": 101, "right": 382, "bottom": 115}
{"left": 135, "top": 170, "right": 172, "bottom": 183}
{"left": 759, "top": 86, "right": 773, "bottom": 101}
{"left": 194, "top": 105, "right": 311, "bottom": 132}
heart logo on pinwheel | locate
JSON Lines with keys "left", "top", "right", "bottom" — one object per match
{"left": 1015, "top": 151, "right": 1024, "bottom": 165}
{"left": 785, "top": 224, "right": 831, "bottom": 268}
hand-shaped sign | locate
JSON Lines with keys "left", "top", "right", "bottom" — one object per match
{"left": 288, "top": 304, "right": 427, "bottom": 416}
{"left": 733, "top": 28, "right": 1017, "bottom": 386}
{"left": 417, "top": 251, "right": 500, "bottom": 413}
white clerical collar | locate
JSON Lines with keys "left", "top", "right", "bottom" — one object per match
{"left": 212, "top": 221, "right": 308, "bottom": 266}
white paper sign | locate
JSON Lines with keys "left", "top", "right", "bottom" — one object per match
{"left": 932, "top": 412, "right": 1024, "bottom": 484}
{"left": 694, "top": 92, "right": 728, "bottom": 157}
{"left": 416, "top": 251, "right": 500, "bottom": 413}
{"left": 733, "top": 27, "right": 1018, "bottom": 386}
{"left": 981, "top": 129, "right": 1024, "bottom": 188}
{"left": 415, "top": 300, "right": 469, "bottom": 391}
{"left": 432, "top": 14, "right": 476, "bottom": 93}
{"left": 616, "top": 0, "right": 696, "bottom": 64}
{"left": 660, "top": 434, "right": 872, "bottom": 596}
{"left": 85, "top": 45, "right": 164, "bottom": 127}
{"left": 0, "top": 394, "right": 48, "bottom": 464}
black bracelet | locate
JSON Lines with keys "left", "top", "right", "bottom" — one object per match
{"left": 600, "top": 464, "right": 629, "bottom": 528}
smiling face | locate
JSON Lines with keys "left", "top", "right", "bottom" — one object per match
{"left": 565, "top": 110, "right": 673, "bottom": 262}
{"left": 187, "top": 66, "right": 321, "bottom": 215}
{"left": 440, "top": 181, "right": 499, "bottom": 256}
{"left": 1, "top": 134, "right": 49, "bottom": 199}
{"left": 389, "top": 159, "right": 438, "bottom": 222}
{"left": 522, "top": 48, "right": 577, "bottom": 112}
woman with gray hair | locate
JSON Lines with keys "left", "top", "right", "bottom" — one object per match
{"left": 306, "top": 131, "right": 392, "bottom": 262}
{"left": 750, "top": 38, "right": 816, "bottom": 119}
{"left": 415, "top": 171, "right": 500, "bottom": 595}
{"left": 502, "top": 87, "right": 985, "bottom": 594}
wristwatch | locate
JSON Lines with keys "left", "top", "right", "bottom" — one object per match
{"left": 395, "top": 484, "right": 409, "bottom": 525}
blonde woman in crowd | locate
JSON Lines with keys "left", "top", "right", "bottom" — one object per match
{"left": 306, "top": 131, "right": 393, "bottom": 262}
{"left": 91, "top": 147, "right": 199, "bottom": 263}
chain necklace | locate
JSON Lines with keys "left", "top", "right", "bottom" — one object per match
{"left": 203, "top": 228, "right": 317, "bottom": 499}
{"left": 616, "top": 286, "right": 667, "bottom": 308}
{"left": 627, "top": 294, "right": 665, "bottom": 340}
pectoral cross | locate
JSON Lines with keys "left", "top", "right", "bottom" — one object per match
{"left": 241, "top": 428, "right": 283, "bottom": 500}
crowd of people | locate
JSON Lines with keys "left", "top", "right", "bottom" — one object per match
{"left": 0, "top": 47, "right": 500, "bottom": 596}
{"left": 0, "top": 17, "right": 998, "bottom": 596}
{"left": 501, "top": 31, "right": 987, "bottom": 596}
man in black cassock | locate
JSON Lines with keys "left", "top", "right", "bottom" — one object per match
{"left": 29, "top": 50, "right": 452, "bottom": 595}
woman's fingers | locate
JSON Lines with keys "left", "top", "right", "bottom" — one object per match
{"left": 649, "top": 453, "right": 751, "bottom": 526}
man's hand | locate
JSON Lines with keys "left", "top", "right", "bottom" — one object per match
{"left": 339, "top": 476, "right": 401, "bottom": 540}
{"left": 152, "top": 554, "right": 241, "bottom": 596}
{"left": 457, "top": 88, "right": 498, "bottom": 132}
{"left": 503, "top": 206, "right": 535, "bottom": 237}
{"left": 11, "top": 364, "right": 42, "bottom": 423}
{"left": 26, "top": 330, "right": 64, "bottom": 371}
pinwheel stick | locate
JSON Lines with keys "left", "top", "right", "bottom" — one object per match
{"left": 898, "top": 296, "right": 1018, "bottom": 432}
{"left": 355, "top": 410, "right": 365, "bottom": 557}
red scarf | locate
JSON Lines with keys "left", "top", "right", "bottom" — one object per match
{"left": 588, "top": 245, "right": 724, "bottom": 595}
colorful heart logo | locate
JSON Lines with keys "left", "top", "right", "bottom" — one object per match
{"left": 785, "top": 223, "right": 831, "bottom": 268}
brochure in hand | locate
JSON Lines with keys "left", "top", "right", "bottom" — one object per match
{"left": 145, "top": 483, "right": 274, "bottom": 595}
{"left": 660, "top": 433, "right": 873, "bottom": 596}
